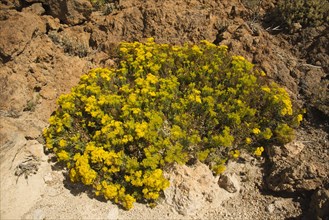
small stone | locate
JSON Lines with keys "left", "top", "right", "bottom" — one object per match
{"left": 266, "top": 203, "right": 275, "bottom": 213}
{"left": 218, "top": 173, "right": 240, "bottom": 193}
{"left": 291, "top": 23, "right": 302, "bottom": 33}
{"left": 43, "top": 173, "right": 53, "bottom": 184}
{"left": 283, "top": 141, "right": 305, "bottom": 157}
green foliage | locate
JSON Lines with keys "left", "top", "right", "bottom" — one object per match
{"left": 277, "top": 0, "right": 329, "bottom": 28}
{"left": 43, "top": 38, "right": 302, "bottom": 209}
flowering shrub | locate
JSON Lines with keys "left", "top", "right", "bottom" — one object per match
{"left": 43, "top": 38, "right": 302, "bottom": 209}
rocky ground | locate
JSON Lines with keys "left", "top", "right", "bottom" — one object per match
{"left": 0, "top": 0, "right": 328, "bottom": 219}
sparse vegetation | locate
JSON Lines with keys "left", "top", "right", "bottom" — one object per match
{"left": 48, "top": 32, "right": 89, "bottom": 58}
{"left": 89, "top": 0, "right": 120, "bottom": 14}
{"left": 277, "top": 0, "right": 329, "bottom": 28}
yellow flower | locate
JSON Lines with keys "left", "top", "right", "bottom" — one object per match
{"left": 69, "top": 168, "right": 78, "bottom": 182}
{"left": 122, "top": 194, "right": 136, "bottom": 210}
{"left": 297, "top": 114, "right": 303, "bottom": 123}
{"left": 57, "top": 150, "right": 70, "bottom": 161}
{"left": 56, "top": 125, "right": 63, "bottom": 133}
{"left": 262, "top": 128, "right": 273, "bottom": 140}
{"left": 213, "top": 164, "right": 226, "bottom": 175}
{"left": 135, "top": 122, "right": 148, "bottom": 138}
{"left": 146, "top": 37, "right": 155, "bottom": 43}
{"left": 145, "top": 51, "right": 153, "bottom": 59}
{"left": 120, "top": 47, "right": 128, "bottom": 53}
{"left": 245, "top": 137, "right": 252, "bottom": 144}
{"left": 218, "top": 45, "right": 228, "bottom": 51}
{"left": 195, "top": 95, "right": 202, "bottom": 103}
{"left": 192, "top": 45, "right": 202, "bottom": 53}
{"left": 59, "top": 139, "right": 67, "bottom": 148}
{"left": 229, "top": 150, "right": 240, "bottom": 159}
{"left": 61, "top": 101, "right": 75, "bottom": 111}
{"left": 254, "top": 146, "right": 264, "bottom": 157}
{"left": 146, "top": 73, "right": 158, "bottom": 84}
{"left": 261, "top": 86, "right": 271, "bottom": 93}
{"left": 252, "top": 128, "right": 261, "bottom": 135}
{"left": 232, "top": 55, "right": 245, "bottom": 61}
{"left": 103, "top": 184, "right": 119, "bottom": 200}
{"left": 149, "top": 91, "right": 156, "bottom": 97}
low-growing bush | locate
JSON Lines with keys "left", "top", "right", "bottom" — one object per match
{"left": 277, "top": 0, "right": 329, "bottom": 28}
{"left": 43, "top": 38, "right": 302, "bottom": 209}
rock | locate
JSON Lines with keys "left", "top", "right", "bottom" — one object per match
{"left": 302, "top": 67, "right": 328, "bottom": 116}
{"left": 26, "top": 140, "right": 47, "bottom": 161}
{"left": 0, "top": 0, "right": 22, "bottom": 9}
{"left": 43, "top": 173, "right": 53, "bottom": 184}
{"left": 266, "top": 159, "right": 323, "bottom": 192}
{"left": 283, "top": 141, "right": 305, "bottom": 157}
{"left": 0, "top": 129, "right": 27, "bottom": 165}
{"left": 32, "top": 209, "right": 45, "bottom": 220}
{"left": 106, "top": 206, "right": 119, "bottom": 220}
{"left": 266, "top": 203, "right": 275, "bottom": 213}
{"left": 22, "top": 3, "right": 45, "bottom": 15}
{"left": 309, "top": 188, "right": 329, "bottom": 220}
{"left": 266, "top": 129, "right": 329, "bottom": 193}
{"left": 0, "top": 67, "right": 33, "bottom": 114}
{"left": 164, "top": 161, "right": 232, "bottom": 216}
{"left": 0, "top": 0, "right": 328, "bottom": 219}
{"left": 24, "top": 0, "right": 93, "bottom": 25}
{"left": 218, "top": 173, "right": 240, "bottom": 193}
{"left": 43, "top": 0, "right": 93, "bottom": 25}
{"left": 0, "top": 10, "right": 46, "bottom": 61}
{"left": 43, "top": 16, "right": 61, "bottom": 31}
{"left": 89, "top": 0, "right": 235, "bottom": 47}
{"left": 265, "top": 199, "right": 301, "bottom": 216}
{"left": 291, "top": 23, "right": 302, "bottom": 33}
{"left": 1, "top": 20, "right": 91, "bottom": 116}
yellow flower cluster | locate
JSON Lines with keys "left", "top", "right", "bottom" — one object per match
{"left": 262, "top": 83, "right": 293, "bottom": 116}
{"left": 252, "top": 128, "right": 261, "bottom": 135}
{"left": 141, "top": 169, "right": 170, "bottom": 200}
{"left": 229, "top": 150, "right": 240, "bottom": 159}
{"left": 57, "top": 150, "right": 70, "bottom": 161}
{"left": 96, "top": 181, "right": 136, "bottom": 210}
{"left": 43, "top": 38, "right": 302, "bottom": 210}
{"left": 71, "top": 153, "right": 97, "bottom": 185}
{"left": 254, "top": 147, "right": 264, "bottom": 157}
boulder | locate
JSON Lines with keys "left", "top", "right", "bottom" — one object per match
{"left": 218, "top": 173, "right": 240, "bottom": 193}
{"left": 23, "top": 0, "right": 93, "bottom": 25}
{"left": 0, "top": 10, "right": 46, "bottom": 62}
{"left": 22, "top": 3, "right": 45, "bottom": 15}
{"left": 164, "top": 161, "right": 232, "bottom": 216}
{"left": 44, "top": 0, "right": 93, "bottom": 25}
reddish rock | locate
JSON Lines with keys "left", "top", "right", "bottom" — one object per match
{"left": 0, "top": 10, "right": 46, "bottom": 61}
{"left": 22, "top": 3, "right": 45, "bottom": 15}
{"left": 46, "top": 0, "right": 93, "bottom": 25}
